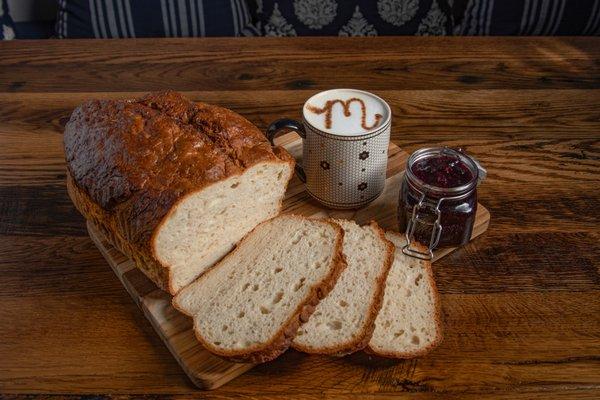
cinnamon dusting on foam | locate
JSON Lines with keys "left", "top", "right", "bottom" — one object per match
{"left": 306, "top": 97, "right": 383, "bottom": 131}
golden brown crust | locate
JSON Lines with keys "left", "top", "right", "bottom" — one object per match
{"left": 67, "top": 174, "right": 170, "bottom": 290}
{"left": 364, "top": 235, "right": 444, "bottom": 359}
{"left": 291, "top": 220, "right": 395, "bottom": 356}
{"left": 172, "top": 215, "right": 347, "bottom": 363}
{"left": 64, "top": 91, "right": 294, "bottom": 294}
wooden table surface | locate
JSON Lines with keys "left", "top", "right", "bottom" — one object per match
{"left": 0, "top": 37, "right": 599, "bottom": 399}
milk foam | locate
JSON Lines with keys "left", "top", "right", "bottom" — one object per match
{"left": 303, "top": 89, "right": 389, "bottom": 136}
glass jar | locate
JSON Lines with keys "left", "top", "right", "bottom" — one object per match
{"left": 398, "top": 147, "right": 486, "bottom": 260}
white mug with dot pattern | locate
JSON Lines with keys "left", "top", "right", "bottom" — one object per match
{"left": 267, "top": 89, "right": 391, "bottom": 209}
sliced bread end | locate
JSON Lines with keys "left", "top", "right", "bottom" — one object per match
{"left": 365, "top": 231, "right": 443, "bottom": 359}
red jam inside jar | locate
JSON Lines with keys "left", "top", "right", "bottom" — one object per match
{"left": 398, "top": 148, "right": 484, "bottom": 255}
{"left": 411, "top": 155, "right": 475, "bottom": 188}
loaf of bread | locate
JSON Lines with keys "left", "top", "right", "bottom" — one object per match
{"left": 172, "top": 215, "right": 347, "bottom": 363}
{"left": 65, "top": 91, "right": 295, "bottom": 294}
{"left": 293, "top": 219, "right": 394, "bottom": 355}
{"left": 366, "top": 232, "right": 443, "bottom": 358}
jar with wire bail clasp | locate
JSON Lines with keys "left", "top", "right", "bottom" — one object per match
{"left": 398, "top": 147, "right": 486, "bottom": 260}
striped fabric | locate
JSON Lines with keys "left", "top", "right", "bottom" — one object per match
{"left": 459, "top": 0, "right": 600, "bottom": 35}
{"left": 56, "top": 0, "right": 256, "bottom": 38}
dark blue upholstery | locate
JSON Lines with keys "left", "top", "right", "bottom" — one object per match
{"left": 14, "top": 21, "right": 55, "bottom": 39}
{"left": 35, "top": 0, "right": 600, "bottom": 38}
{"left": 458, "top": 0, "right": 600, "bottom": 35}
{"left": 252, "top": 0, "right": 453, "bottom": 36}
{"left": 55, "top": 0, "right": 257, "bottom": 38}
{"left": 0, "top": 0, "right": 16, "bottom": 40}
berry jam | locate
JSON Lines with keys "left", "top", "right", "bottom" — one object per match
{"left": 398, "top": 148, "right": 482, "bottom": 251}
{"left": 411, "top": 155, "right": 474, "bottom": 188}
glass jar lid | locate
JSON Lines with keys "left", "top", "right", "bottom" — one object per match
{"left": 405, "top": 147, "right": 485, "bottom": 196}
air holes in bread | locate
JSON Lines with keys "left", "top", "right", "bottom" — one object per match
{"left": 327, "top": 321, "right": 342, "bottom": 330}
{"left": 230, "top": 182, "right": 240, "bottom": 189}
{"left": 406, "top": 289, "right": 412, "bottom": 297}
{"left": 339, "top": 300, "right": 348, "bottom": 307}
{"left": 222, "top": 325, "right": 228, "bottom": 332}
{"left": 171, "top": 215, "right": 344, "bottom": 359}
{"left": 412, "top": 335, "right": 420, "bottom": 345}
{"left": 394, "top": 330, "right": 405, "bottom": 338}
{"left": 415, "top": 274, "right": 423, "bottom": 286}
{"left": 272, "top": 291, "right": 284, "bottom": 304}
{"left": 294, "top": 278, "right": 306, "bottom": 292}
{"left": 214, "top": 341, "right": 221, "bottom": 346}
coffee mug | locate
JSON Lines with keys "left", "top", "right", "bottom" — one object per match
{"left": 267, "top": 89, "right": 391, "bottom": 209}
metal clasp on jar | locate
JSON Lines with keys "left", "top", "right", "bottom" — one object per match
{"left": 402, "top": 192, "right": 443, "bottom": 260}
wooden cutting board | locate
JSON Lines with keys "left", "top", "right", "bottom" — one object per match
{"left": 87, "top": 132, "right": 490, "bottom": 390}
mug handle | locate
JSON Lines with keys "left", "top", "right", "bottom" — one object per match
{"left": 266, "top": 118, "right": 307, "bottom": 183}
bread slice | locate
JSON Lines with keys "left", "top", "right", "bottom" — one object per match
{"left": 366, "top": 231, "right": 443, "bottom": 358}
{"left": 172, "top": 215, "right": 347, "bottom": 363}
{"left": 292, "top": 219, "right": 394, "bottom": 355}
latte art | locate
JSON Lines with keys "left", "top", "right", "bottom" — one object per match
{"left": 303, "top": 89, "right": 389, "bottom": 136}
{"left": 306, "top": 98, "right": 383, "bottom": 131}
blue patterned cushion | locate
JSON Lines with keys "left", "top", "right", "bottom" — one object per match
{"left": 0, "top": 0, "right": 16, "bottom": 40}
{"left": 55, "top": 0, "right": 257, "bottom": 38}
{"left": 458, "top": 0, "right": 600, "bottom": 35}
{"left": 252, "top": 0, "right": 453, "bottom": 36}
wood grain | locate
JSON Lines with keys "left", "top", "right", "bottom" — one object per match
{"left": 0, "top": 37, "right": 599, "bottom": 398}
{"left": 0, "top": 38, "right": 598, "bottom": 92}
{"left": 87, "top": 222, "right": 254, "bottom": 390}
